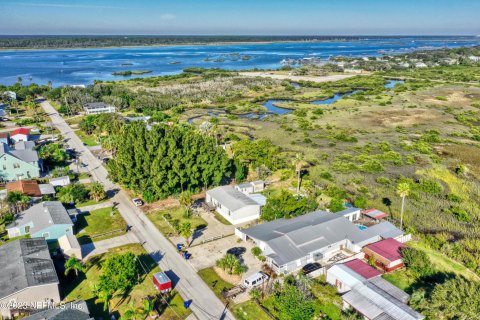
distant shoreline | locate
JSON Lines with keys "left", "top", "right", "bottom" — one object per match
{"left": 0, "top": 36, "right": 479, "bottom": 52}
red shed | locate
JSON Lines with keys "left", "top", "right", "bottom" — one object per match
{"left": 153, "top": 272, "right": 172, "bottom": 293}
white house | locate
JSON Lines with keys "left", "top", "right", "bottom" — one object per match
{"left": 10, "top": 127, "right": 30, "bottom": 143}
{"left": 235, "top": 180, "right": 265, "bottom": 194}
{"left": 236, "top": 209, "right": 403, "bottom": 274}
{"left": 3, "top": 91, "right": 16, "bottom": 100}
{"left": 83, "top": 102, "right": 116, "bottom": 115}
{"left": 49, "top": 175, "right": 71, "bottom": 187}
{"left": 206, "top": 186, "right": 264, "bottom": 224}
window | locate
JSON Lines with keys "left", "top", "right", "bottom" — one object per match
{"left": 42, "top": 232, "right": 50, "bottom": 239}
{"left": 2, "top": 165, "right": 5, "bottom": 170}
{"left": 13, "top": 163, "right": 20, "bottom": 169}
{"left": 24, "top": 226, "right": 30, "bottom": 233}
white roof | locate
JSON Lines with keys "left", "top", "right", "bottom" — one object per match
{"left": 207, "top": 186, "right": 259, "bottom": 211}
{"left": 328, "top": 264, "right": 365, "bottom": 288}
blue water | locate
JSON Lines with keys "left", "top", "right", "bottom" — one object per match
{"left": 384, "top": 79, "right": 405, "bottom": 88}
{"left": 0, "top": 37, "right": 478, "bottom": 86}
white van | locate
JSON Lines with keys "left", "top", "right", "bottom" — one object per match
{"left": 244, "top": 272, "right": 269, "bottom": 289}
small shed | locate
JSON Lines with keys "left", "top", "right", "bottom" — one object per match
{"left": 11, "top": 127, "right": 30, "bottom": 143}
{"left": 39, "top": 183, "right": 56, "bottom": 196}
{"left": 153, "top": 272, "right": 172, "bottom": 293}
{"left": 49, "top": 175, "right": 71, "bottom": 187}
{"left": 363, "top": 208, "right": 388, "bottom": 221}
{"left": 58, "top": 233, "right": 82, "bottom": 259}
{"left": 363, "top": 238, "right": 406, "bottom": 272}
{"left": 6, "top": 180, "right": 41, "bottom": 197}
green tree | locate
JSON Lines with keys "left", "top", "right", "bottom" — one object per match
{"left": 216, "top": 254, "right": 246, "bottom": 275}
{"left": 64, "top": 255, "right": 85, "bottom": 277}
{"left": 38, "top": 143, "right": 67, "bottom": 166}
{"left": 272, "top": 284, "right": 317, "bottom": 320}
{"left": 400, "top": 247, "right": 433, "bottom": 276}
{"left": 179, "top": 190, "right": 193, "bottom": 208}
{"left": 6, "top": 191, "right": 31, "bottom": 213}
{"left": 57, "top": 184, "right": 89, "bottom": 204}
{"left": 261, "top": 190, "right": 317, "bottom": 221}
{"left": 396, "top": 182, "right": 411, "bottom": 230}
{"left": 88, "top": 182, "right": 106, "bottom": 202}
{"left": 293, "top": 153, "right": 307, "bottom": 194}
{"left": 179, "top": 221, "right": 193, "bottom": 246}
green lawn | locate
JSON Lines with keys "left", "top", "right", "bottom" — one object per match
{"left": 214, "top": 211, "right": 232, "bottom": 225}
{"left": 75, "top": 198, "right": 109, "bottom": 208}
{"left": 231, "top": 300, "right": 271, "bottom": 320}
{"left": 62, "top": 244, "right": 191, "bottom": 319}
{"left": 147, "top": 206, "right": 208, "bottom": 237}
{"left": 382, "top": 270, "right": 417, "bottom": 292}
{"left": 197, "top": 267, "right": 234, "bottom": 302}
{"left": 75, "top": 130, "right": 99, "bottom": 147}
{"left": 75, "top": 207, "right": 127, "bottom": 244}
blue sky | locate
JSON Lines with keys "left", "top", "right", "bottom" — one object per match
{"left": 1, "top": 0, "right": 479, "bottom": 35}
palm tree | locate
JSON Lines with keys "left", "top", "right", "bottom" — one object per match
{"left": 64, "top": 255, "right": 85, "bottom": 277}
{"left": 140, "top": 298, "right": 155, "bottom": 319}
{"left": 293, "top": 153, "right": 307, "bottom": 194}
{"left": 396, "top": 182, "right": 411, "bottom": 231}
{"left": 123, "top": 300, "right": 142, "bottom": 320}
{"left": 89, "top": 182, "right": 106, "bottom": 202}
{"left": 179, "top": 222, "right": 193, "bottom": 246}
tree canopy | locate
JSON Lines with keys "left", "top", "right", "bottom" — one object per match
{"left": 108, "top": 122, "right": 230, "bottom": 200}
{"left": 261, "top": 190, "right": 317, "bottom": 221}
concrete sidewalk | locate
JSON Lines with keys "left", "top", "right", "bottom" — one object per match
{"left": 81, "top": 232, "right": 138, "bottom": 260}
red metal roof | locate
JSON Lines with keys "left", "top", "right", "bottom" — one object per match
{"left": 344, "top": 259, "right": 381, "bottom": 279}
{"left": 363, "top": 208, "right": 389, "bottom": 220}
{"left": 12, "top": 128, "right": 30, "bottom": 136}
{"left": 365, "top": 238, "right": 406, "bottom": 262}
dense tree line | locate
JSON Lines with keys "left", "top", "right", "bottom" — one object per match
{"left": 0, "top": 35, "right": 402, "bottom": 49}
{"left": 107, "top": 122, "right": 230, "bottom": 200}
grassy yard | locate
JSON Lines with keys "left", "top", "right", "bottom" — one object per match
{"left": 75, "top": 198, "right": 109, "bottom": 208}
{"left": 147, "top": 206, "right": 208, "bottom": 237}
{"left": 382, "top": 270, "right": 417, "bottom": 292}
{"left": 62, "top": 244, "right": 191, "bottom": 319}
{"left": 75, "top": 130, "right": 99, "bottom": 147}
{"left": 231, "top": 300, "right": 271, "bottom": 320}
{"left": 213, "top": 211, "right": 232, "bottom": 225}
{"left": 197, "top": 267, "right": 234, "bottom": 302}
{"left": 75, "top": 207, "right": 127, "bottom": 244}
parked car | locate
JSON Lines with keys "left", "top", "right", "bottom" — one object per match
{"left": 302, "top": 262, "right": 322, "bottom": 275}
{"left": 132, "top": 198, "right": 144, "bottom": 206}
{"left": 227, "top": 247, "right": 246, "bottom": 256}
{"left": 244, "top": 272, "right": 269, "bottom": 289}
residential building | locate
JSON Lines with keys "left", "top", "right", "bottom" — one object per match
{"left": 0, "top": 238, "right": 60, "bottom": 318}
{"left": 23, "top": 300, "right": 92, "bottom": 320}
{"left": 236, "top": 210, "right": 403, "bottom": 274}
{"left": 340, "top": 207, "right": 361, "bottom": 222}
{"left": 6, "top": 201, "right": 74, "bottom": 241}
{"left": 235, "top": 180, "right": 265, "bottom": 194}
{"left": 83, "top": 102, "right": 115, "bottom": 115}
{"left": 38, "top": 183, "right": 56, "bottom": 196}
{"left": 11, "top": 127, "right": 30, "bottom": 143}
{"left": 15, "top": 140, "right": 35, "bottom": 150}
{"left": 363, "top": 208, "right": 388, "bottom": 221}
{"left": 0, "top": 132, "right": 9, "bottom": 145}
{"left": 6, "top": 180, "right": 42, "bottom": 197}
{"left": 363, "top": 238, "right": 406, "bottom": 272}
{"left": 3, "top": 91, "right": 17, "bottom": 100}
{"left": 206, "top": 186, "right": 265, "bottom": 224}
{"left": 0, "top": 143, "right": 41, "bottom": 181}
{"left": 58, "top": 233, "right": 82, "bottom": 259}
{"left": 49, "top": 175, "right": 71, "bottom": 187}
{"left": 327, "top": 259, "right": 424, "bottom": 320}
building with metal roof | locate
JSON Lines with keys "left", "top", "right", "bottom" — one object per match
{"left": 236, "top": 210, "right": 402, "bottom": 274}
{"left": 83, "top": 102, "right": 115, "bottom": 115}
{"left": 363, "top": 238, "right": 406, "bottom": 272}
{"left": 23, "top": 300, "right": 92, "bottom": 320}
{"left": 363, "top": 208, "right": 389, "bottom": 220}
{"left": 6, "top": 201, "right": 74, "bottom": 241}
{"left": 206, "top": 186, "right": 263, "bottom": 224}
{"left": 327, "top": 259, "right": 423, "bottom": 320}
{"left": 6, "top": 180, "right": 42, "bottom": 197}
{"left": 0, "top": 238, "right": 60, "bottom": 318}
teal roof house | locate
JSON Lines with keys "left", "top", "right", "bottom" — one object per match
{"left": 7, "top": 201, "right": 74, "bottom": 241}
{"left": 0, "top": 143, "right": 41, "bottom": 181}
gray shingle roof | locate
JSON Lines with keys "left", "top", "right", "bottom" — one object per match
{"left": 15, "top": 140, "right": 36, "bottom": 150}
{"left": 0, "top": 238, "right": 59, "bottom": 300}
{"left": 365, "top": 221, "right": 404, "bottom": 239}
{"left": 207, "top": 186, "right": 258, "bottom": 211}
{"left": 242, "top": 211, "right": 381, "bottom": 266}
{"left": 9, "top": 148, "right": 39, "bottom": 163}
{"left": 8, "top": 201, "right": 73, "bottom": 233}
{"left": 24, "top": 300, "right": 92, "bottom": 320}
{"left": 39, "top": 183, "right": 56, "bottom": 195}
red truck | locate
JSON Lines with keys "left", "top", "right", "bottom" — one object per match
{"left": 153, "top": 271, "right": 172, "bottom": 293}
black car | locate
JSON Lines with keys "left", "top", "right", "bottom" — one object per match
{"left": 302, "top": 262, "right": 321, "bottom": 275}
{"left": 227, "top": 247, "right": 247, "bottom": 256}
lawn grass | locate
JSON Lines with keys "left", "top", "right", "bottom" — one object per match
{"left": 75, "top": 130, "right": 99, "bottom": 147}
{"left": 213, "top": 211, "right": 232, "bottom": 225}
{"left": 62, "top": 244, "right": 191, "bottom": 319}
{"left": 75, "top": 207, "right": 127, "bottom": 244}
{"left": 231, "top": 300, "right": 271, "bottom": 320}
{"left": 409, "top": 240, "right": 480, "bottom": 281}
{"left": 75, "top": 198, "right": 109, "bottom": 208}
{"left": 147, "top": 206, "right": 208, "bottom": 237}
{"left": 382, "top": 270, "right": 417, "bottom": 292}
{"left": 197, "top": 267, "right": 234, "bottom": 302}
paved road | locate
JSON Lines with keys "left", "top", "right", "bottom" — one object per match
{"left": 41, "top": 100, "right": 234, "bottom": 320}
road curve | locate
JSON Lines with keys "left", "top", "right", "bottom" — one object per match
{"left": 40, "top": 100, "right": 235, "bottom": 320}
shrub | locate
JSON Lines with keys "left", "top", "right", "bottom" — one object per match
{"left": 251, "top": 247, "right": 262, "bottom": 257}
{"left": 400, "top": 247, "right": 433, "bottom": 276}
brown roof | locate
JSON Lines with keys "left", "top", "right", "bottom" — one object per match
{"left": 6, "top": 180, "right": 41, "bottom": 197}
